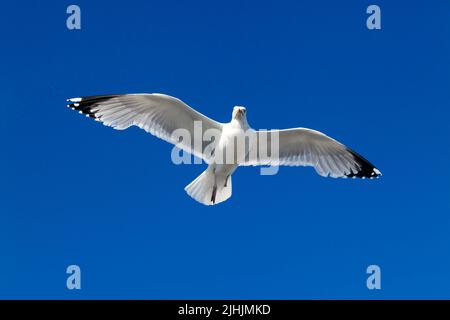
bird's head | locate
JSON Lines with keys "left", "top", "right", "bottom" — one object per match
{"left": 232, "top": 106, "right": 247, "bottom": 121}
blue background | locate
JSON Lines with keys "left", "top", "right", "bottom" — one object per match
{"left": 1, "top": 0, "right": 449, "bottom": 299}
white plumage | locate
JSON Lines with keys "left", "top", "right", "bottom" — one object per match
{"left": 67, "top": 93, "right": 381, "bottom": 205}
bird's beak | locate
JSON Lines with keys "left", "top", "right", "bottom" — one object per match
{"left": 238, "top": 109, "right": 243, "bottom": 115}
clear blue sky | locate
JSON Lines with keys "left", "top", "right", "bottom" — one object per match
{"left": 1, "top": 0, "right": 450, "bottom": 299}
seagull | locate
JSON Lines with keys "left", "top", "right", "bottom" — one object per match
{"left": 67, "top": 93, "right": 381, "bottom": 205}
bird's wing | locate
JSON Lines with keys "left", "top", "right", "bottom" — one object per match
{"left": 67, "top": 93, "right": 222, "bottom": 161}
{"left": 243, "top": 128, "right": 381, "bottom": 179}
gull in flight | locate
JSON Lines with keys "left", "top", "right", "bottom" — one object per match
{"left": 67, "top": 93, "right": 381, "bottom": 205}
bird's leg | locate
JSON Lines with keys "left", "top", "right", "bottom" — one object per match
{"left": 224, "top": 175, "right": 230, "bottom": 187}
{"left": 211, "top": 185, "right": 217, "bottom": 204}
{"left": 211, "top": 169, "right": 217, "bottom": 204}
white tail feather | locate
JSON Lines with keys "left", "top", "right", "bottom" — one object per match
{"left": 184, "top": 169, "right": 232, "bottom": 206}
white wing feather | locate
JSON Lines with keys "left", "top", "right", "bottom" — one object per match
{"left": 244, "top": 128, "right": 381, "bottom": 179}
{"left": 67, "top": 93, "right": 222, "bottom": 161}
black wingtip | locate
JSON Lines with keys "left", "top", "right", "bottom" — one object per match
{"left": 66, "top": 95, "right": 121, "bottom": 119}
{"left": 345, "top": 148, "right": 382, "bottom": 179}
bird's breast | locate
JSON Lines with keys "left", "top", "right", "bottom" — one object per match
{"left": 213, "top": 127, "right": 251, "bottom": 167}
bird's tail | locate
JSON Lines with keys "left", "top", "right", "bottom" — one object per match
{"left": 184, "top": 169, "right": 232, "bottom": 206}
